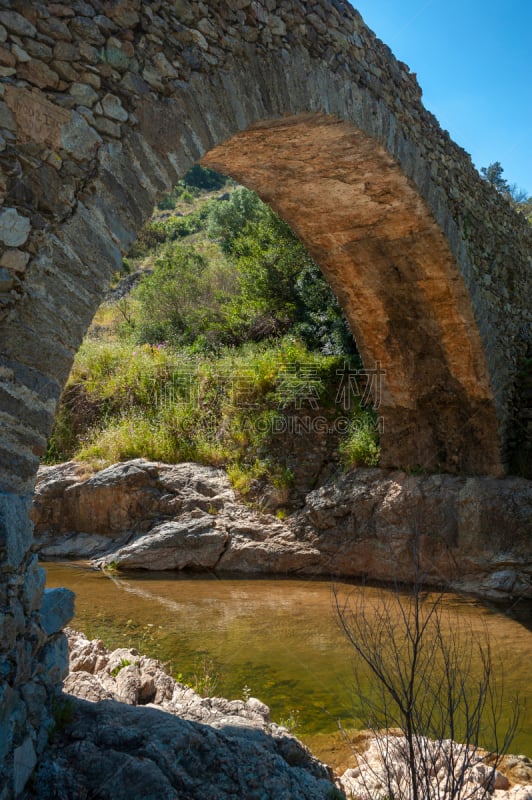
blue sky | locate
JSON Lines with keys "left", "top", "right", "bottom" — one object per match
{"left": 351, "top": 0, "right": 532, "bottom": 195}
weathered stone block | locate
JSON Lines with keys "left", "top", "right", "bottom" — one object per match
{"left": 101, "top": 92, "right": 128, "bottom": 121}
{"left": 17, "top": 59, "right": 60, "bottom": 89}
{"left": 0, "top": 11, "right": 36, "bottom": 38}
{"left": 0, "top": 209, "right": 30, "bottom": 248}
{"left": 39, "top": 588, "right": 75, "bottom": 636}
{"left": 0, "top": 267, "right": 13, "bottom": 292}
{"left": 0, "top": 494, "right": 33, "bottom": 571}
{"left": 69, "top": 81, "right": 99, "bottom": 107}
{"left": 37, "top": 633, "right": 69, "bottom": 686}
{"left": 0, "top": 612, "right": 15, "bottom": 651}
{"left": 60, "top": 111, "right": 102, "bottom": 159}
{"left": 0, "top": 686, "right": 26, "bottom": 762}
{"left": 22, "top": 556, "right": 45, "bottom": 614}
{"left": 20, "top": 682, "right": 46, "bottom": 728}
{"left": 0, "top": 249, "right": 30, "bottom": 274}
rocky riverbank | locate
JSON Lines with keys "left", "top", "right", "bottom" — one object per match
{"left": 24, "top": 630, "right": 532, "bottom": 800}
{"left": 23, "top": 629, "right": 339, "bottom": 799}
{"left": 32, "top": 459, "right": 532, "bottom": 601}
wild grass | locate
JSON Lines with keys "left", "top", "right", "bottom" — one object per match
{"left": 46, "top": 336, "right": 380, "bottom": 496}
{"left": 339, "top": 410, "right": 381, "bottom": 469}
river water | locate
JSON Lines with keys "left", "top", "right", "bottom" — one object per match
{"left": 44, "top": 563, "right": 532, "bottom": 769}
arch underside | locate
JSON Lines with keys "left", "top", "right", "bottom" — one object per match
{"left": 203, "top": 115, "right": 501, "bottom": 474}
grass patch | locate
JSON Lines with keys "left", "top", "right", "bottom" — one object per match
{"left": 339, "top": 410, "right": 380, "bottom": 469}
{"left": 46, "top": 337, "right": 380, "bottom": 498}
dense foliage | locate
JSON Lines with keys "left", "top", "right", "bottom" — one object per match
{"left": 132, "top": 187, "right": 358, "bottom": 357}
{"left": 46, "top": 170, "right": 380, "bottom": 494}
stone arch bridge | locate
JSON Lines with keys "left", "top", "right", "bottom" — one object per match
{"left": 0, "top": 0, "right": 530, "bottom": 795}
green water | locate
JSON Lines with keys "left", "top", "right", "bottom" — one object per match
{"left": 43, "top": 563, "right": 532, "bottom": 766}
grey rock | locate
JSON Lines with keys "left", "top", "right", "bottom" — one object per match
{"left": 60, "top": 112, "right": 102, "bottom": 160}
{"left": 0, "top": 209, "right": 31, "bottom": 248}
{"left": 40, "top": 588, "right": 75, "bottom": 636}
{"left": 0, "top": 613, "right": 16, "bottom": 651}
{"left": 101, "top": 93, "right": 128, "bottom": 122}
{"left": 30, "top": 629, "right": 336, "bottom": 799}
{"left": 0, "top": 11, "right": 36, "bottom": 37}
{"left": 62, "top": 671, "right": 115, "bottom": 702}
{"left": 102, "top": 517, "right": 229, "bottom": 570}
{"left": 0, "top": 100, "right": 15, "bottom": 131}
{"left": 32, "top": 460, "right": 532, "bottom": 600}
{"left": 339, "top": 735, "right": 515, "bottom": 800}
{"left": 69, "top": 82, "right": 99, "bottom": 108}
{"left": 0, "top": 493, "right": 33, "bottom": 570}
{"left": 0, "top": 249, "right": 30, "bottom": 274}
{"left": 22, "top": 556, "right": 46, "bottom": 613}
{"left": 0, "top": 267, "right": 14, "bottom": 292}
{"left": 13, "top": 737, "right": 36, "bottom": 796}
{"left": 37, "top": 633, "right": 70, "bottom": 686}
{"left": 20, "top": 683, "right": 47, "bottom": 728}
{"left": 11, "top": 44, "right": 30, "bottom": 63}
{"left": 0, "top": 687, "right": 25, "bottom": 764}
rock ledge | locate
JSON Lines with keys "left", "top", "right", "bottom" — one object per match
{"left": 32, "top": 460, "right": 532, "bottom": 601}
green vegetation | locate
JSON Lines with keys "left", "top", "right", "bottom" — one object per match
{"left": 46, "top": 168, "right": 380, "bottom": 495}
{"left": 277, "top": 708, "right": 301, "bottom": 732}
{"left": 127, "top": 185, "right": 358, "bottom": 355}
{"left": 338, "top": 411, "right": 381, "bottom": 469}
{"left": 110, "top": 658, "right": 133, "bottom": 677}
{"left": 190, "top": 655, "right": 220, "bottom": 697}
{"left": 46, "top": 336, "right": 370, "bottom": 495}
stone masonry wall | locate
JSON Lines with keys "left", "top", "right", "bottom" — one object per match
{"left": 0, "top": 1, "right": 530, "bottom": 796}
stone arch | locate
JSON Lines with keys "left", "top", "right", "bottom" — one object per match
{"left": 0, "top": 1, "right": 531, "bottom": 793}
{"left": 1, "top": 4, "right": 531, "bottom": 496}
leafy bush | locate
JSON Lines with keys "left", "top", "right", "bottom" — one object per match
{"left": 132, "top": 243, "right": 238, "bottom": 348}
{"left": 157, "top": 194, "right": 176, "bottom": 211}
{"left": 208, "top": 191, "right": 359, "bottom": 355}
{"left": 207, "top": 187, "right": 265, "bottom": 252}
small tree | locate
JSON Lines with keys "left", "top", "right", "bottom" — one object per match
{"left": 480, "top": 161, "right": 510, "bottom": 194}
{"left": 480, "top": 162, "right": 531, "bottom": 216}
{"left": 334, "top": 555, "right": 519, "bottom": 800}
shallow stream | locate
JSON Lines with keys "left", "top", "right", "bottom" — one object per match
{"left": 44, "top": 563, "right": 532, "bottom": 769}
